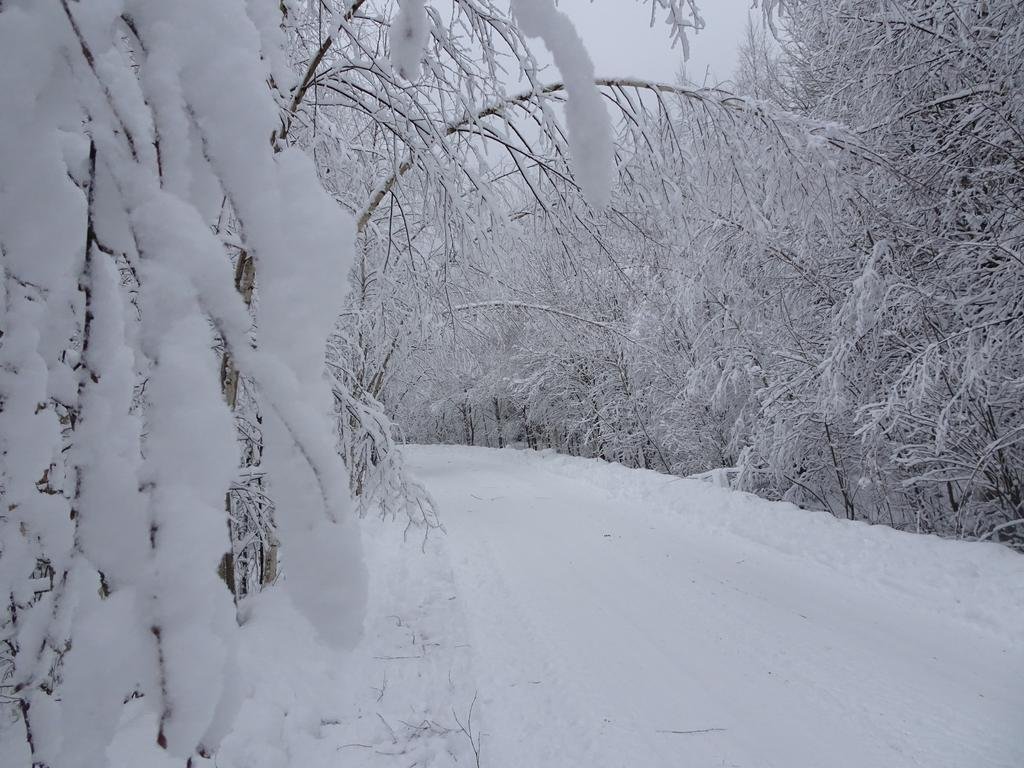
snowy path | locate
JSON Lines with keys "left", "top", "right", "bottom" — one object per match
{"left": 406, "top": 445, "right": 1024, "bottom": 768}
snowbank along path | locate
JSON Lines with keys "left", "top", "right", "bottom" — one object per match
{"left": 404, "top": 445, "right": 1022, "bottom": 768}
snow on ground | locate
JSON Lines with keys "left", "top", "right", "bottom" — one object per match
{"left": 401, "top": 445, "right": 1024, "bottom": 768}
{"left": 114, "top": 444, "right": 1023, "bottom": 768}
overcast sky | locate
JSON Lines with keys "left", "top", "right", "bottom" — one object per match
{"left": 557, "top": 0, "right": 756, "bottom": 86}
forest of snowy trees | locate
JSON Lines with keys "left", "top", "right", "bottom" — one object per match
{"left": 0, "top": 0, "right": 1020, "bottom": 765}
{"left": 382, "top": 0, "right": 1024, "bottom": 548}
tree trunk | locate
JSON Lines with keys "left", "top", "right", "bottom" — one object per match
{"left": 219, "top": 252, "right": 257, "bottom": 596}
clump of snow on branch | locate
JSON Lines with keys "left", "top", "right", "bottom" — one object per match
{"left": 510, "top": 0, "right": 615, "bottom": 208}
{"left": 256, "top": 148, "right": 367, "bottom": 649}
{"left": 389, "top": 0, "right": 429, "bottom": 81}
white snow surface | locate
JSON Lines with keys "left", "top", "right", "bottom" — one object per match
{"left": 112, "top": 444, "right": 1022, "bottom": 768}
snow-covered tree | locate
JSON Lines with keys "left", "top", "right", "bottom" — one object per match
{"left": 1, "top": 0, "right": 706, "bottom": 764}
{"left": 385, "top": 0, "right": 1023, "bottom": 548}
